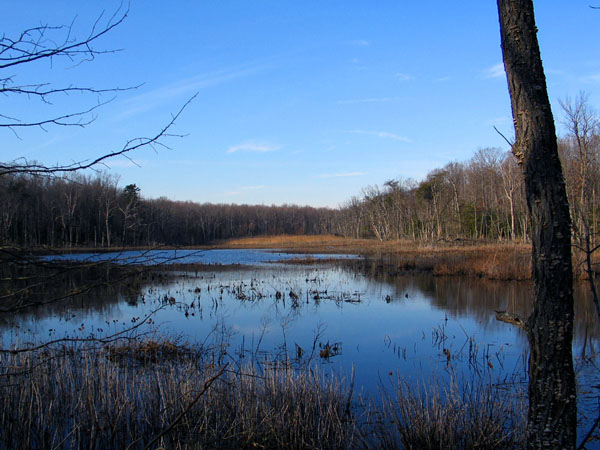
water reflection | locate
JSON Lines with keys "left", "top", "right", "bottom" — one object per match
{"left": 1, "top": 256, "right": 599, "bottom": 401}
{"left": 353, "top": 258, "right": 600, "bottom": 350}
{"left": 40, "top": 248, "right": 359, "bottom": 265}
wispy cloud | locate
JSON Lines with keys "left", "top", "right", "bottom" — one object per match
{"left": 395, "top": 72, "right": 414, "bottom": 81}
{"left": 337, "top": 97, "right": 402, "bottom": 105}
{"left": 225, "top": 185, "right": 266, "bottom": 196}
{"left": 434, "top": 76, "right": 452, "bottom": 83}
{"left": 581, "top": 72, "right": 600, "bottom": 83}
{"left": 226, "top": 141, "right": 280, "bottom": 154}
{"left": 116, "top": 62, "right": 271, "bottom": 120}
{"left": 347, "top": 39, "right": 369, "bottom": 47}
{"left": 317, "top": 172, "right": 367, "bottom": 179}
{"left": 483, "top": 63, "right": 505, "bottom": 79}
{"left": 345, "top": 129, "right": 411, "bottom": 142}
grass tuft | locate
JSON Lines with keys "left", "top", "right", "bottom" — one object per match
{"left": 368, "top": 377, "right": 526, "bottom": 450}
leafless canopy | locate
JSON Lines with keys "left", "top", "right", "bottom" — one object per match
{"left": 0, "top": 5, "right": 134, "bottom": 133}
{"left": 0, "top": 93, "right": 196, "bottom": 177}
{"left": 0, "top": 4, "right": 197, "bottom": 177}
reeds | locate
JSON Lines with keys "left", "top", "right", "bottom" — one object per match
{"left": 368, "top": 377, "right": 526, "bottom": 450}
{"left": 0, "top": 342, "right": 358, "bottom": 449}
{"left": 223, "top": 235, "right": 535, "bottom": 280}
{"left": 0, "top": 339, "right": 526, "bottom": 449}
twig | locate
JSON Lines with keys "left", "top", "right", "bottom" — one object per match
{"left": 142, "top": 364, "right": 228, "bottom": 450}
{"left": 493, "top": 125, "right": 514, "bottom": 147}
{"left": 0, "top": 305, "right": 164, "bottom": 354}
{"left": 0, "top": 93, "right": 197, "bottom": 176}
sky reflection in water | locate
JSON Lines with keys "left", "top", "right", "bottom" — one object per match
{"left": 5, "top": 250, "right": 600, "bottom": 405}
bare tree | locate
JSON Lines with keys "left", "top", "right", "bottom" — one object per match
{"left": 0, "top": 6, "right": 130, "bottom": 134}
{"left": 0, "top": 5, "right": 195, "bottom": 178}
{"left": 560, "top": 93, "right": 600, "bottom": 229}
{"left": 499, "top": 152, "right": 522, "bottom": 241}
{"left": 496, "top": 1, "right": 576, "bottom": 448}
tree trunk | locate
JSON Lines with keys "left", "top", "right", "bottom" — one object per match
{"left": 497, "top": 1, "right": 576, "bottom": 448}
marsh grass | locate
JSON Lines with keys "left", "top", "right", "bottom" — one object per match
{"left": 224, "top": 235, "right": 535, "bottom": 280}
{"left": 0, "top": 338, "right": 527, "bottom": 449}
{"left": 368, "top": 377, "right": 526, "bottom": 450}
{"left": 0, "top": 342, "right": 359, "bottom": 449}
{"left": 225, "top": 234, "right": 597, "bottom": 279}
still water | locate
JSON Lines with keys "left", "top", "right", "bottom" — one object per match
{"left": 3, "top": 250, "right": 600, "bottom": 419}
{"left": 40, "top": 248, "right": 358, "bottom": 265}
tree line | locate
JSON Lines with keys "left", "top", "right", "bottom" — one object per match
{"left": 0, "top": 172, "right": 337, "bottom": 247}
{"left": 0, "top": 95, "right": 597, "bottom": 248}
{"left": 336, "top": 94, "right": 600, "bottom": 244}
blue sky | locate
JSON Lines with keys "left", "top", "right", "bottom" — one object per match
{"left": 3, "top": 1, "right": 600, "bottom": 207}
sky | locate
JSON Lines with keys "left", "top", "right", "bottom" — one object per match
{"left": 2, "top": 1, "right": 600, "bottom": 208}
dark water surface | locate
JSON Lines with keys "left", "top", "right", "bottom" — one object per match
{"left": 40, "top": 248, "right": 359, "bottom": 265}
{"left": 3, "top": 249, "right": 600, "bottom": 431}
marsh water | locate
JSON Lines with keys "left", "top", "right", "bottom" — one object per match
{"left": 3, "top": 249, "right": 600, "bottom": 426}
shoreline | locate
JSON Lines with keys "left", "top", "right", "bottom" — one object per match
{"left": 14, "top": 234, "right": 598, "bottom": 281}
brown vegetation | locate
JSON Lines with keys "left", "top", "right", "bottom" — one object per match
{"left": 0, "top": 341, "right": 525, "bottom": 449}
{"left": 371, "top": 377, "right": 525, "bottom": 449}
{"left": 224, "top": 234, "right": 600, "bottom": 281}
{"left": 224, "top": 235, "right": 533, "bottom": 280}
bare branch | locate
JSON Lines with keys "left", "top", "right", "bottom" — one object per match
{"left": 0, "top": 96, "right": 112, "bottom": 131}
{"left": 142, "top": 364, "right": 228, "bottom": 450}
{"left": 0, "top": 9, "right": 128, "bottom": 70}
{"left": 0, "top": 83, "right": 140, "bottom": 100}
{"left": 0, "top": 4, "right": 135, "bottom": 130}
{"left": 0, "top": 93, "right": 197, "bottom": 176}
{"left": 494, "top": 125, "right": 515, "bottom": 147}
{"left": 0, "top": 305, "right": 164, "bottom": 354}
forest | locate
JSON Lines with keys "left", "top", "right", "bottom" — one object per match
{"left": 1, "top": 95, "right": 597, "bottom": 248}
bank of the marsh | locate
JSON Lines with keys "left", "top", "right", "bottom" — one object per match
{"left": 18, "top": 234, "right": 600, "bottom": 281}
{"left": 18, "top": 235, "right": 537, "bottom": 281}
{"left": 224, "top": 234, "right": 600, "bottom": 281}
{"left": 224, "top": 235, "right": 535, "bottom": 280}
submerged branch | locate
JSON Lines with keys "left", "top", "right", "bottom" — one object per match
{"left": 495, "top": 310, "right": 527, "bottom": 331}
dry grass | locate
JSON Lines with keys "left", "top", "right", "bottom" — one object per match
{"left": 222, "top": 234, "right": 373, "bottom": 252}
{"left": 0, "top": 341, "right": 526, "bottom": 450}
{"left": 224, "top": 234, "right": 600, "bottom": 280}
{"left": 33, "top": 234, "right": 600, "bottom": 281}
{"left": 106, "top": 337, "right": 197, "bottom": 365}
{"left": 369, "top": 377, "right": 526, "bottom": 450}
{"left": 222, "top": 235, "right": 533, "bottom": 280}
{"left": 0, "top": 343, "right": 358, "bottom": 449}
{"left": 36, "top": 234, "right": 599, "bottom": 281}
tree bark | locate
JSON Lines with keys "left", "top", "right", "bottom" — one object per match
{"left": 496, "top": 1, "right": 577, "bottom": 448}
